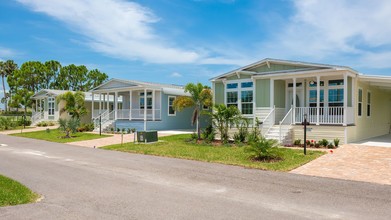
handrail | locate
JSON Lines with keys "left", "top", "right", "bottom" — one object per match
{"left": 31, "top": 112, "right": 42, "bottom": 124}
{"left": 93, "top": 110, "right": 109, "bottom": 130}
{"left": 261, "top": 106, "right": 275, "bottom": 136}
{"left": 279, "top": 106, "right": 293, "bottom": 143}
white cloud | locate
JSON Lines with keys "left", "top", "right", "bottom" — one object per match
{"left": 0, "top": 46, "right": 18, "bottom": 59}
{"left": 170, "top": 72, "right": 182, "bottom": 77}
{"left": 260, "top": 0, "right": 391, "bottom": 68}
{"left": 17, "top": 0, "right": 200, "bottom": 64}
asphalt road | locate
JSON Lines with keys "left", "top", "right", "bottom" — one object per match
{"left": 0, "top": 134, "right": 390, "bottom": 220}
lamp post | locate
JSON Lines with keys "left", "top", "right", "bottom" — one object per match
{"left": 302, "top": 113, "right": 310, "bottom": 155}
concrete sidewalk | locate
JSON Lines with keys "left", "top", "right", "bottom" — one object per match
{"left": 69, "top": 130, "right": 192, "bottom": 148}
{"left": 0, "top": 126, "right": 58, "bottom": 135}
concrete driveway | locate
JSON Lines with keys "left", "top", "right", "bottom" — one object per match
{"left": 291, "top": 144, "right": 391, "bottom": 185}
{"left": 1, "top": 134, "right": 391, "bottom": 219}
{"left": 354, "top": 134, "right": 391, "bottom": 147}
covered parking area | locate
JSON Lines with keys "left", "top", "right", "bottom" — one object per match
{"left": 354, "top": 134, "right": 391, "bottom": 147}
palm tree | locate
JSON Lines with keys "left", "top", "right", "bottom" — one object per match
{"left": 56, "top": 91, "right": 87, "bottom": 120}
{"left": 173, "top": 83, "right": 212, "bottom": 139}
{"left": 11, "top": 89, "right": 34, "bottom": 115}
{"left": 209, "top": 104, "right": 241, "bottom": 143}
{"left": 0, "top": 60, "right": 17, "bottom": 111}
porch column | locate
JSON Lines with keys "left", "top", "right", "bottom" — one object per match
{"left": 114, "top": 91, "right": 118, "bottom": 120}
{"left": 343, "top": 73, "right": 348, "bottom": 126}
{"left": 106, "top": 92, "right": 109, "bottom": 112}
{"left": 98, "top": 93, "right": 101, "bottom": 114}
{"left": 316, "top": 76, "right": 320, "bottom": 125}
{"left": 91, "top": 92, "right": 94, "bottom": 118}
{"left": 129, "top": 91, "right": 132, "bottom": 120}
{"left": 152, "top": 90, "right": 155, "bottom": 121}
{"left": 35, "top": 99, "right": 38, "bottom": 112}
{"left": 270, "top": 79, "right": 274, "bottom": 107}
{"left": 293, "top": 78, "right": 297, "bottom": 123}
{"left": 40, "top": 99, "right": 42, "bottom": 114}
{"left": 144, "top": 88, "right": 147, "bottom": 131}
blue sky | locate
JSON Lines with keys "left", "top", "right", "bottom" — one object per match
{"left": 1, "top": 0, "right": 391, "bottom": 97}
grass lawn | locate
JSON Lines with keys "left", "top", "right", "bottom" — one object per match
{"left": 0, "top": 175, "right": 39, "bottom": 207}
{"left": 103, "top": 134, "right": 325, "bottom": 171}
{"left": 11, "top": 129, "right": 111, "bottom": 143}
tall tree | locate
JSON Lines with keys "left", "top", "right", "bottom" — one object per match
{"left": 0, "top": 60, "right": 18, "bottom": 111}
{"left": 43, "top": 60, "right": 61, "bottom": 89}
{"left": 86, "top": 69, "right": 109, "bottom": 90}
{"left": 17, "top": 61, "right": 45, "bottom": 93}
{"left": 56, "top": 91, "right": 87, "bottom": 120}
{"left": 10, "top": 89, "right": 33, "bottom": 115}
{"left": 173, "top": 83, "right": 213, "bottom": 140}
{"left": 56, "top": 64, "right": 88, "bottom": 91}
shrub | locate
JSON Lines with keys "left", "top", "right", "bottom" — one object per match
{"left": 201, "top": 125, "right": 215, "bottom": 143}
{"left": 334, "top": 138, "right": 340, "bottom": 147}
{"left": 116, "top": 128, "right": 120, "bottom": 133}
{"left": 233, "top": 118, "right": 249, "bottom": 144}
{"left": 58, "top": 118, "right": 80, "bottom": 138}
{"left": 327, "top": 142, "right": 335, "bottom": 149}
{"left": 77, "top": 123, "right": 95, "bottom": 132}
{"left": 127, "top": 128, "right": 131, "bottom": 134}
{"left": 0, "top": 117, "right": 13, "bottom": 130}
{"left": 293, "top": 139, "right": 301, "bottom": 145}
{"left": 245, "top": 137, "right": 282, "bottom": 161}
{"left": 319, "top": 139, "right": 329, "bottom": 147}
{"left": 190, "top": 132, "right": 198, "bottom": 140}
{"left": 48, "top": 121, "right": 55, "bottom": 126}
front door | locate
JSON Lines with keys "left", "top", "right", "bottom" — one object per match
{"left": 287, "top": 89, "right": 303, "bottom": 109}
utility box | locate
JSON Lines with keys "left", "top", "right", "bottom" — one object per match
{"left": 137, "top": 130, "right": 158, "bottom": 143}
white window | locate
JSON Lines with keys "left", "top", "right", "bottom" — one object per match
{"left": 328, "top": 79, "right": 344, "bottom": 107}
{"left": 367, "top": 91, "right": 371, "bottom": 117}
{"left": 139, "top": 92, "right": 152, "bottom": 109}
{"left": 48, "top": 97, "right": 55, "bottom": 115}
{"left": 358, "top": 88, "right": 363, "bottom": 116}
{"left": 168, "top": 96, "right": 176, "bottom": 116}
{"left": 226, "top": 81, "right": 253, "bottom": 115}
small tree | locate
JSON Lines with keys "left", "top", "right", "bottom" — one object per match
{"left": 58, "top": 118, "right": 79, "bottom": 138}
{"left": 209, "top": 104, "right": 241, "bottom": 143}
{"left": 56, "top": 91, "right": 87, "bottom": 119}
{"left": 173, "top": 83, "right": 212, "bottom": 140}
{"left": 245, "top": 137, "right": 282, "bottom": 161}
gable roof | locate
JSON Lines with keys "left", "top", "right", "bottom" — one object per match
{"left": 32, "top": 89, "right": 69, "bottom": 99}
{"left": 210, "top": 58, "right": 359, "bottom": 81}
{"left": 91, "top": 78, "right": 184, "bottom": 92}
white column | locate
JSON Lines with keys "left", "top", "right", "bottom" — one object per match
{"left": 129, "top": 91, "right": 132, "bottom": 120}
{"left": 293, "top": 78, "right": 297, "bottom": 123}
{"left": 144, "top": 88, "right": 147, "bottom": 130}
{"left": 252, "top": 79, "right": 256, "bottom": 127}
{"left": 35, "top": 99, "right": 38, "bottom": 112}
{"left": 316, "top": 76, "right": 320, "bottom": 125}
{"left": 91, "top": 92, "right": 94, "bottom": 118}
{"left": 99, "top": 93, "right": 101, "bottom": 114}
{"left": 343, "top": 73, "right": 348, "bottom": 126}
{"left": 270, "top": 79, "right": 274, "bottom": 108}
{"left": 114, "top": 91, "right": 118, "bottom": 120}
{"left": 40, "top": 99, "right": 42, "bottom": 114}
{"left": 152, "top": 90, "right": 155, "bottom": 121}
{"left": 106, "top": 92, "right": 109, "bottom": 112}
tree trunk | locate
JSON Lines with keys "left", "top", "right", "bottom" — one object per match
{"left": 197, "top": 112, "right": 200, "bottom": 140}
{"left": 2, "top": 75, "right": 7, "bottom": 111}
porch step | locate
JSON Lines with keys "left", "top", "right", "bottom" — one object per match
{"left": 264, "top": 125, "right": 293, "bottom": 145}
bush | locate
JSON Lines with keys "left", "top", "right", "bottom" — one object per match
{"left": 201, "top": 125, "right": 215, "bottom": 143}
{"left": 327, "top": 142, "right": 335, "bottom": 149}
{"left": 58, "top": 118, "right": 80, "bottom": 138}
{"left": 48, "top": 121, "right": 55, "bottom": 126}
{"left": 245, "top": 137, "right": 282, "bottom": 161}
{"left": 0, "top": 117, "right": 13, "bottom": 130}
{"left": 293, "top": 139, "right": 301, "bottom": 145}
{"left": 77, "top": 123, "right": 94, "bottom": 132}
{"left": 334, "top": 138, "right": 340, "bottom": 147}
{"left": 319, "top": 139, "right": 329, "bottom": 147}
{"left": 233, "top": 118, "right": 249, "bottom": 144}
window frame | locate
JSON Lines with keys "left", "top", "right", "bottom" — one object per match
{"left": 225, "top": 79, "right": 254, "bottom": 115}
{"left": 367, "top": 90, "right": 371, "bottom": 117}
{"left": 358, "top": 88, "right": 363, "bottom": 117}
{"left": 168, "top": 96, "right": 176, "bottom": 116}
{"left": 48, "top": 97, "right": 55, "bottom": 116}
{"left": 139, "top": 92, "right": 152, "bottom": 110}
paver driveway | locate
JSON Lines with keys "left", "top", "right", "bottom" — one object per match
{"left": 291, "top": 144, "right": 391, "bottom": 185}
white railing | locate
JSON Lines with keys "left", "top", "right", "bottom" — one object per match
{"left": 261, "top": 106, "right": 275, "bottom": 136}
{"left": 130, "top": 109, "right": 161, "bottom": 120}
{"left": 93, "top": 110, "right": 109, "bottom": 130}
{"left": 31, "top": 112, "right": 44, "bottom": 125}
{"left": 279, "top": 106, "right": 293, "bottom": 143}
{"left": 295, "top": 107, "right": 347, "bottom": 125}
{"left": 92, "top": 109, "right": 109, "bottom": 118}
{"left": 116, "top": 109, "right": 130, "bottom": 119}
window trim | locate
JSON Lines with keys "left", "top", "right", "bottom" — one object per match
{"left": 48, "top": 97, "right": 55, "bottom": 116}
{"left": 225, "top": 79, "right": 254, "bottom": 115}
{"left": 367, "top": 90, "right": 371, "bottom": 117}
{"left": 168, "top": 96, "right": 176, "bottom": 116}
{"left": 358, "top": 88, "right": 363, "bottom": 117}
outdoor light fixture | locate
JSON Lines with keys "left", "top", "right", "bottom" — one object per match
{"left": 309, "top": 80, "right": 315, "bottom": 85}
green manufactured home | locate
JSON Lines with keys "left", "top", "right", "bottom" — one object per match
{"left": 211, "top": 58, "right": 391, "bottom": 144}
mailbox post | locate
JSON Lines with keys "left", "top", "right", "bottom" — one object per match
{"left": 301, "top": 114, "right": 310, "bottom": 155}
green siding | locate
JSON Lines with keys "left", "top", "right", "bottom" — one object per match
{"left": 348, "top": 77, "right": 352, "bottom": 107}
{"left": 246, "top": 63, "right": 309, "bottom": 73}
{"left": 274, "top": 80, "right": 285, "bottom": 108}
{"left": 214, "top": 82, "right": 224, "bottom": 104}
{"left": 256, "top": 79, "right": 270, "bottom": 107}
{"left": 44, "top": 98, "right": 48, "bottom": 111}
{"left": 226, "top": 74, "right": 251, "bottom": 80}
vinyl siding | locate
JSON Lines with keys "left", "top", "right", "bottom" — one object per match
{"left": 255, "top": 79, "right": 270, "bottom": 107}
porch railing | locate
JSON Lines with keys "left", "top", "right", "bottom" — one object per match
{"left": 279, "top": 106, "right": 293, "bottom": 143}
{"left": 31, "top": 112, "right": 44, "bottom": 124}
{"left": 295, "top": 107, "right": 353, "bottom": 125}
{"left": 93, "top": 110, "right": 109, "bottom": 129}
{"left": 261, "top": 106, "right": 275, "bottom": 136}
{"left": 130, "top": 109, "right": 161, "bottom": 120}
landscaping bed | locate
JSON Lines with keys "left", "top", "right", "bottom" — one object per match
{"left": 103, "top": 134, "right": 325, "bottom": 171}
{"left": 0, "top": 175, "right": 39, "bottom": 207}
{"left": 11, "top": 129, "right": 111, "bottom": 143}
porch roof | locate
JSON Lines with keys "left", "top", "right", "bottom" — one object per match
{"left": 210, "top": 58, "right": 359, "bottom": 81}
{"left": 90, "top": 78, "right": 184, "bottom": 92}
{"left": 32, "top": 89, "right": 120, "bottom": 102}
{"left": 359, "top": 75, "right": 391, "bottom": 91}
